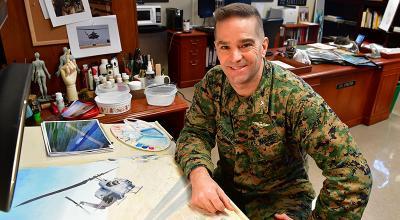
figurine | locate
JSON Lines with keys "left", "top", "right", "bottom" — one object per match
{"left": 60, "top": 49, "right": 78, "bottom": 102}
{"left": 56, "top": 47, "right": 80, "bottom": 77}
{"left": 32, "top": 52, "right": 51, "bottom": 101}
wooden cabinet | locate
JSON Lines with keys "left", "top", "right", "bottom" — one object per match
{"left": 168, "top": 30, "right": 207, "bottom": 88}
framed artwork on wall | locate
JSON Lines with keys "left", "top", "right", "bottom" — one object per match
{"left": 66, "top": 15, "right": 121, "bottom": 58}
{"left": 44, "top": 0, "right": 92, "bottom": 27}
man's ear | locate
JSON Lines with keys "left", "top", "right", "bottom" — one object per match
{"left": 262, "top": 37, "right": 269, "bottom": 56}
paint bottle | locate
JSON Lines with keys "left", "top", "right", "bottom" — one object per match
{"left": 111, "top": 57, "right": 120, "bottom": 75}
{"left": 145, "top": 60, "right": 155, "bottom": 87}
{"left": 55, "top": 92, "right": 65, "bottom": 113}
{"left": 88, "top": 69, "right": 94, "bottom": 90}
{"left": 99, "top": 59, "right": 108, "bottom": 76}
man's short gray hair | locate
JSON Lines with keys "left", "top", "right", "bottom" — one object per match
{"left": 214, "top": 3, "right": 264, "bottom": 38}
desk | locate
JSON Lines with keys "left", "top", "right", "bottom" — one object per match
{"left": 268, "top": 52, "right": 400, "bottom": 127}
{"left": 1, "top": 126, "right": 248, "bottom": 220}
{"left": 38, "top": 95, "right": 189, "bottom": 140}
{"left": 298, "top": 57, "right": 400, "bottom": 127}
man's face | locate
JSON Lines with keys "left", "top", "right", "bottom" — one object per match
{"left": 215, "top": 16, "right": 268, "bottom": 89}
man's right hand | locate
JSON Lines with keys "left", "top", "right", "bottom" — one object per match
{"left": 189, "top": 166, "right": 234, "bottom": 214}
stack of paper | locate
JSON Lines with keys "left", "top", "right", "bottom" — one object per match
{"left": 41, "top": 119, "right": 113, "bottom": 156}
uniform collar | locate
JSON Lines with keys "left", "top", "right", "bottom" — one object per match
{"left": 223, "top": 59, "right": 273, "bottom": 115}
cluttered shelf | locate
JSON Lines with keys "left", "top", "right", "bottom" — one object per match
{"left": 281, "top": 23, "right": 320, "bottom": 46}
{"left": 29, "top": 95, "right": 189, "bottom": 139}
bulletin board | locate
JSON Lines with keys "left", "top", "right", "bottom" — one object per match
{"left": 24, "top": 0, "right": 68, "bottom": 46}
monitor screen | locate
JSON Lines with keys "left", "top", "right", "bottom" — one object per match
{"left": 0, "top": 64, "right": 32, "bottom": 212}
{"left": 198, "top": 0, "right": 215, "bottom": 18}
{"left": 224, "top": 0, "right": 251, "bottom": 5}
{"left": 263, "top": 18, "right": 284, "bottom": 48}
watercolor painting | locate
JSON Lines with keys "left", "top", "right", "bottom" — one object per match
{"left": 0, "top": 161, "right": 116, "bottom": 220}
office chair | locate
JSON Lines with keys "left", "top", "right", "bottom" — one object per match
{"left": 262, "top": 18, "right": 284, "bottom": 56}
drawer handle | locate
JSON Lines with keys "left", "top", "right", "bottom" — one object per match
{"left": 191, "top": 63, "right": 198, "bottom": 66}
{"left": 191, "top": 53, "right": 198, "bottom": 56}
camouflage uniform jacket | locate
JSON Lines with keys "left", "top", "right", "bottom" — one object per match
{"left": 176, "top": 60, "right": 372, "bottom": 219}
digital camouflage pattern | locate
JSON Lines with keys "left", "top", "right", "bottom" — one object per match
{"left": 176, "top": 60, "right": 372, "bottom": 220}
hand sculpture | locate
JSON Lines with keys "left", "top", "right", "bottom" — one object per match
{"left": 32, "top": 52, "right": 51, "bottom": 100}
{"left": 56, "top": 47, "right": 80, "bottom": 77}
{"left": 60, "top": 50, "right": 78, "bottom": 102}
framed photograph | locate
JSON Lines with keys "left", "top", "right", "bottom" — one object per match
{"left": 297, "top": 6, "right": 309, "bottom": 23}
{"left": 66, "top": 15, "right": 122, "bottom": 58}
{"left": 89, "top": 0, "right": 113, "bottom": 17}
{"left": 45, "top": 0, "right": 92, "bottom": 27}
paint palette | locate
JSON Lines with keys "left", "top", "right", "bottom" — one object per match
{"left": 110, "top": 119, "right": 171, "bottom": 152}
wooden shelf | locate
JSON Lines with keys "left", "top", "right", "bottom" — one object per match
{"left": 281, "top": 23, "right": 319, "bottom": 46}
{"left": 364, "top": 0, "right": 387, "bottom": 7}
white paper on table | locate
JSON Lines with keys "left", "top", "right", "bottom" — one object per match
{"left": 381, "top": 48, "right": 400, "bottom": 54}
{"left": 270, "top": 60, "right": 295, "bottom": 69}
{"left": 379, "top": 0, "right": 400, "bottom": 32}
{"left": 39, "top": 0, "right": 49, "bottom": 19}
{"left": 308, "top": 43, "right": 337, "bottom": 50}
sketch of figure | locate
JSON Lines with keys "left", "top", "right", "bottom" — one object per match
{"left": 32, "top": 52, "right": 51, "bottom": 100}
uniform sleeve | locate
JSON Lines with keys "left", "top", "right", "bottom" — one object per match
{"left": 175, "top": 76, "right": 217, "bottom": 178}
{"left": 287, "top": 85, "right": 372, "bottom": 219}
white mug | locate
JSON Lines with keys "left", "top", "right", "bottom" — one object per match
{"left": 154, "top": 75, "right": 170, "bottom": 85}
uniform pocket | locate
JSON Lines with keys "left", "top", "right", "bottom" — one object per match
{"left": 232, "top": 114, "right": 286, "bottom": 179}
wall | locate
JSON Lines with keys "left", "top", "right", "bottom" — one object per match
{"left": 139, "top": 0, "right": 316, "bottom": 75}
{"left": 138, "top": 0, "right": 192, "bottom": 74}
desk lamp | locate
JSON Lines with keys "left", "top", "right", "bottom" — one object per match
{"left": 0, "top": 64, "right": 32, "bottom": 212}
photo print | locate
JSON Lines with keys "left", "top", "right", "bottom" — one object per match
{"left": 45, "top": 0, "right": 92, "bottom": 27}
{"left": 53, "top": 0, "right": 85, "bottom": 17}
{"left": 89, "top": 0, "right": 113, "bottom": 17}
{"left": 66, "top": 15, "right": 121, "bottom": 58}
{"left": 76, "top": 24, "right": 111, "bottom": 49}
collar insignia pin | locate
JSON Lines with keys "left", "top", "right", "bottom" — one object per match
{"left": 253, "top": 121, "right": 270, "bottom": 127}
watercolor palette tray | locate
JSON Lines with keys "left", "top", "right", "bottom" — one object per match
{"left": 110, "top": 119, "right": 171, "bottom": 152}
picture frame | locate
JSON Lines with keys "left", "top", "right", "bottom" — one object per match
{"left": 66, "top": 15, "right": 122, "bottom": 58}
{"left": 297, "top": 6, "right": 309, "bottom": 23}
{"left": 45, "top": 0, "right": 92, "bottom": 27}
{"left": 24, "top": 0, "right": 68, "bottom": 46}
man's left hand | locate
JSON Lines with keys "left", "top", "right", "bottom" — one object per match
{"left": 275, "top": 213, "right": 294, "bottom": 220}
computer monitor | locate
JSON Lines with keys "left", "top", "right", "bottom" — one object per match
{"left": 224, "top": 0, "right": 251, "bottom": 5}
{"left": 0, "top": 64, "right": 32, "bottom": 212}
{"left": 198, "top": 0, "right": 215, "bottom": 18}
{"left": 263, "top": 18, "right": 284, "bottom": 49}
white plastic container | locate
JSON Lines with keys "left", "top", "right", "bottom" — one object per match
{"left": 95, "top": 82, "right": 130, "bottom": 95}
{"left": 95, "top": 91, "right": 132, "bottom": 114}
{"left": 144, "top": 84, "right": 177, "bottom": 106}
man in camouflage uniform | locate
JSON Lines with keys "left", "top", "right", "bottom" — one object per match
{"left": 175, "top": 3, "right": 372, "bottom": 220}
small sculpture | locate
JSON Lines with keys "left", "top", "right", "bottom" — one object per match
{"left": 56, "top": 47, "right": 80, "bottom": 77}
{"left": 60, "top": 49, "right": 78, "bottom": 102}
{"left": 32, "top": 52, "right": 51, "bottom": 101}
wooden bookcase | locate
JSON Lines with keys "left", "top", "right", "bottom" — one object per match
{"left": 281, "top": 23, "right": 320, "bottom": 45}
{"left": 359, "top": 0, "right": 400, "bottom": 47}
{"left": 323, "top": 0, "right": 400, "bottom": 47}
